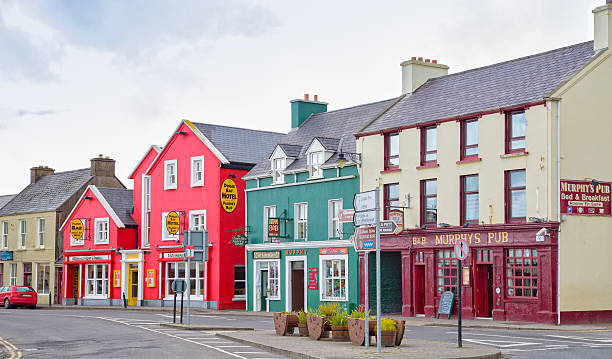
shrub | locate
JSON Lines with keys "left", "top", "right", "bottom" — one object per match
{"left": 349, "top": 305, "right": 372, "bottom": 319}
{"left": 330, "top": 310, "right": 348, "bottom": 327}
{"left": 296, "top": 310, "right": 308, "bottom": 324}
{"left": 378, "top": 318, "right": 397, "bottom": 331}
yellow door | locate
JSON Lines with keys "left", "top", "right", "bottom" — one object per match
{"left": 128, "top": 264, "right": 138, "bottom": 306}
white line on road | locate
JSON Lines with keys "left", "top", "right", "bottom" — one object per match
{"left": 216, "top": 345, "right": 251, "bottom": 348}
{"left": 544, "top": 334, "right": 612, "bottom": 342}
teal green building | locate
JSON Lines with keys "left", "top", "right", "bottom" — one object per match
{"left": 243, "top": 96, "right": 396, "bottom": 313}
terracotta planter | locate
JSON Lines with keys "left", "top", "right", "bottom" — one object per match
{"left": 395, "top": 319, "right": 405, "bottom": 346}
{"left": 307, "top": 315, "right": 330, "bottom": 340}
{"left": 380, "top": 330, "right": 397, "bottom": 347}
{"left": 348, "top": 318, "right": 375, "bottom": 346}
{"left": 331, "top": 325, "right": 349, "bottom": 341}
{"left": 298, "top": 323, "right": 309, "bottom": 336}
{"left": 274, "top": 313, "right": 299, "bottom": 336}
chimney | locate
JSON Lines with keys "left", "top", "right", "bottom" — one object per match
{"left": 30, "top": 166, "right": 55, "bottom": 184}
{"left": 593, "top": 1, "right": 612, "bottom": 51}
{"left": 90, "top": 155, "right": 116, "bottom": 177}
{"left": 400, "top": 58, "right": 449, "bottom": 94}
{"left": 290, "top": 94, "right": 328, "bottom": 129}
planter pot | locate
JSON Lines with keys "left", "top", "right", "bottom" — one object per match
{"left": 298, "top": 323, "right": 309, "bottom": 336}
{"left": 348, "top": 318, "right": 374, "bottom": 346}
{"left": 395, "top": 320, "right": 405, "bottom": 346}
{"left": 307, "top": 315, "right": 330, "bottom": 340}
{"left": 380, "top": 330, "right": 397, "bottom": 347}
{"left": 331, "top": 326, "right": 349, "bottom": 341}
{"left": 274, "top": 313, "right": 298, "bottom": 336}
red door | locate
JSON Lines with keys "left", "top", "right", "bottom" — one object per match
{"left": 474, "top": 264, "right": 493, "bottom": 317}
{"left": 414, "top": 265, "right": 425, "bottom": 315}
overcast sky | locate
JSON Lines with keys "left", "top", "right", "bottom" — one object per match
{"left": 0, "top": 0, "right": 603, "bottom": 194}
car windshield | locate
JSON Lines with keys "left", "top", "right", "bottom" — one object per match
{"left": 15, "top": 286, "right": 35, "bottom": 292}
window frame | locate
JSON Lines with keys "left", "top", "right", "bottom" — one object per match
{"left": 9, "top": 263, "right": 17, "bottom": 285}
{"left": 263, "top": 206, "right": 276, "bottom": 242}
{"left": 328, "top": 199, "right": 343, "bottom": 239}
{"left": 162, "top": 212, "right": 179, "bottom": 241}
{"left": 23, "top": 262, "right": 32, "bottom": 287}
{"left": 420, "top": 179, "right": 437, "bottom": 227}
{"left": 164, "top": 159, "right": 178, "bottom": 190}
{"left": 37, "top": 218, "right": 45, "bottom": 248}
{"left": 294, "top": 202, "right": 308, "bottom": 241}
{"left": 383, "top": 183, "right": 400, "bottom": 220}
{"left": 36, "top": 263, "right": 50, "bottom": 294}
{"left": 308, "top": 151, "right": 324, "bottom": 178}
{"left": 84, "top": 263, "right": 107, "bottom": 298}
{"left": 435, "top": 249, "right": 458, "bottom": 296}
{"left": 384, "top": 132, "right": 400, "bottom": 169}
{"left": 506, "top": 248, "right": 538, "bottom": 299}
{"left": 319, "top": 254, "right": 348, "bottom": 302}
{"left": 233, "top": 265, "right": 246, "bottom": 299}
{"left": 164, "top": 261, "right": 205, "bottom": 299}
{"left": 271, "top": 158, "right": 285, "bottom": 184}
{"left": 142, "top": 175, "right": 151, "bottom": 248}
{"left": 421, "top": 125, "right": 438, "bottom": 165}
{"left": 94, "top": 218, "right": 109, "bottom": 245}
{"left": 505, "top": 169, "right": 526, "bottom": 223}
{"left": 19, "top": 219, "right": 26, "bottom": 248}
{"left": 190, "top": 155, "right": 204, "bottom": 187}
{"left": 460, "top": 174, "right": 479, "bottom": 225}
{"left": 189, "top": 210, "right": 206, "bottom": 231}
{"left": 505, "top": 110, "right": 526, "bottom": 154}
{"left": 1, "top": 221, "right": 8, "bottom": 249}
{"left": 460, "top": 118, "right": 479, "bottom": 160}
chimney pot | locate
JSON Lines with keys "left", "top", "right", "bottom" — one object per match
{"left": 304, "top": 94, "right": 309, "bottom": 101}
{"left": 417, "top": 57, "right": 423, "bottom": 61}
{"left": 313, "top": 94, "right": 319, "bottom": 102}
{"left": 90, "top": 156, "right": 116, "bottom": 177}
{"left": 411, "top": 56, "right": 417, "bottom": 60}
{"left": 425, "top": 59, "right": 431, "bottom": 63}
{"left": 432, "top": 59, "right": 438, "bottom": 64}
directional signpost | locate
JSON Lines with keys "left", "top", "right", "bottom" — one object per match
{"left": 338, "top": 209, "right": 355, "bottom": 223}
{"left": 379, "top": 220, "right": 401, "bottom": 235}
{"left": 353, "top": 210, "right": 377, "bottom": 227}
{"left": 454, "top": 239, "right": 469, "bottom": 348}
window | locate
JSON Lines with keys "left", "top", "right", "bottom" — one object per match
{"left": 436, "top": 249, "right": 457, "bottom": 295}
{"left": 164, "top": 159, "right": 177, "bottom": 190}
{"left": 23, "top": 263, "right": 32, "bottom": 287}
{"left": 506, "top": 248, "right": 538, "bottom": 298}
{"left": 294, "top": 203, "right": 308, "bottom": 240}
{"left": 461, "top": 175, "right": 479, "bottom": 225}
{"left": 143, "top": 175, "right": 151, "bottom": 247}
{"left": 165, "top": 262, "right": 205, "bottom": 297}
{"left": 191, "top": 156, "right": 204, "bottom": 187}
{"left": 234, "top": 265, "right": 246, "bottom": 298}
{"left": 189, "top": 210, "right": 206, "bottom": 231}
{"left": 272, "top": 158, "right": 285, "bottom": 184}
{"left": 461, "top": 119, "right": 478, "bottom": 159}
{"left": 1, "top": 221, "right": 7, "bottom": 249}
{"left": 328, "top": 199, "right": 342, "bottom": 238}
{"left": 421, "top": 126, "right": 437, "bottom": 164}
{"left": 421, "top": 179, "right": 437, "bottom": 226}
{"left": 321, "top": 256, "right": 347, "bottom": 301}
{"left": 384, "top": 132, "right": 399, "bottom": 169}
{"left": 263, "top": 206, "right": 276, "bottom": 242}
{"left": 18, "top": 219, "right": 26, "bottom": 248}
{"left": 37, "top": 218, "right": 45, "bottom": 248}
{"left": 506, "top": 111, "right": 526, "bottom": 153}
{"left": 162, "top": 212, "right": 179, "bottom": 241}
{"left": 94, "top": 218, "right": 109, "bottom": 244}
{"left": 85, "top": 263, "right": 107, "bottom": 297}
{"left": 256, "top": 260, "right": 280, "bottom": 299}
{"left": 505, "top": 170, "right": 526, "bottom": 223}
{"left": 9, "top": 263, "right": 17, "bottom": 285}
{"left": 309, "top": 151, "right": 324, "bottom": 178}
{"left": 36, "top": 263, "right": 50, "bottom": 294}
{"left": 384, "top": 183, "right": 400, "bottom": 219}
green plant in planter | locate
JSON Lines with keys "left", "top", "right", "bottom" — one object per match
{"left": 297, "top": 310, "right": 308, "bottom": 324}
{"left": 319, "top": 302, "right": 342, "bottom": 317}
{"left": 349, "top": 306, "right": 373, "bottom": 319}
{"left": 378, "top": 318, "right": 397, "bottom": 331}
{"left": 330, "top": 310, "right": 348, "bottom": 327}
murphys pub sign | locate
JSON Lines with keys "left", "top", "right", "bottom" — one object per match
{"left": 560, "top": 180, "right": 611, "bottom": 216}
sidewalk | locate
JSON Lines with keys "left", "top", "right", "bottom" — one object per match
{"left": 216, "top": 330, "right": 501, "bottom": 359}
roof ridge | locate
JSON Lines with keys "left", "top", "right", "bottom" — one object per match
{"left": 309, "top": 97, "right": 399, "bottom": 117}
{"left": 426, "top": 40, "right": 594, "bottom": 83}
{"left": 46, "top": 167, "right": 91, "bottom": 176}
{"left": 191, "top": 121, "right": 285, "bottom": 135}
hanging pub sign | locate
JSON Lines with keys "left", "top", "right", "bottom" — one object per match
{"left": 166, "top": 211, "right": 180, "bottom": 235}
{"left": 268, "top": 217, "right": 280, "bottom": 238}
{"left": 388, "top": 209, "right": 404, "bottom": 233}
{"left": 70, "top": 219, "right": 84, "bottom": 240}
{"left": 221, "top": 178, "right": 238, "bottom": 213}
{"left": 560, "top": 180, "right": 611, "bottom": 216}
{"left": 253, "top": 251, "right": 280, "bottom": 259}
{"left": 232, "top": 234, "right": 248, "bottom": 246}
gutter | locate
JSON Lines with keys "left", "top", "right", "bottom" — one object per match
{"left": 556, "top": 99, "right": 562, "bottom": 325}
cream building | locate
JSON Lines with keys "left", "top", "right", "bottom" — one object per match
{"left": 355, "top": 2, "right": 612, "bottom": 324}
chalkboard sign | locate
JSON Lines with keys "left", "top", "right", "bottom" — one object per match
{"left": 437, "top": 291, "right": 455, "bottom": 319}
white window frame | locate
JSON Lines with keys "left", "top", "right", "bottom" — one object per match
{"left": 9, "top": 263, "right": 17, "bottom": 285}
{"left": 308, "top": 151, "right": 324, "bottom": 178}
{"left": 162, "top": 212, "right": 179, "bottom": 241}
{"left": 37, "top": 218, "right": 45, "bottom": 248}
{"left": 191, "top": 155, "right": 204, "bottom": 187}
{"left": 271, "top": 158, "right": 285, "bottom": 184}
{"left": 294, "top": 202, "right": 308, "bottom": 241}
{"left": 94, "top": 218, "right": 109, "bottom": 245}
{"left": 319, "top": 254, "right": 349, "bottom": 302}
{"left": 263, "top": 206, "right": 276, "bottom": 242}
{"left": 142, "top": 175, "right": 151, "bottom": 248}
{"left": 35, "top": 263, "right": 50, "bottom": 294}
{"left": 1, "top": 221, "right": 8, "bottom": 249}
{"left": 164, "top": 261, "right": 205, "bottom": 299}
{"left": 164, "top": 159, "right": 178, "bottom": 190}
{"left": 19, "top": 219, "right": 26, "bottom": 248}
{"left": 328, "top": 199, "right": 343, "bottom": 238}
{"left": 84, "top": 263, "right": 107, "bottom": 298}
{"left": 189, "top": 210, "right": 206, "bottom": 231}
{"left": 254, "top": 259, "right": 280, "bottom": 301}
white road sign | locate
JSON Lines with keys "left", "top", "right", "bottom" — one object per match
{"left": 353, "top": 209, "right": 377, "bottom": 226}
{"left": 354, "top": 190, "right": 377, "bottom": 212}
{"left": 454, "top": 240, "right": 469, "bottom": 260}
{"left": 379, "top": 220, "right": 401, "bottom": 235}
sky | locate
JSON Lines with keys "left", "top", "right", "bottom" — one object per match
{"left": 0, "top": 0, "right": 603, "bottom": 194}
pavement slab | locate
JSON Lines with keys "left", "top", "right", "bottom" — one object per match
{"left": 217, "top": 330, "right": 502, "bottom": 359}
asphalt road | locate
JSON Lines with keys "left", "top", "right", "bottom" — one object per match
{"left": 1, "top": 307, "right": 611, "bottom": 358}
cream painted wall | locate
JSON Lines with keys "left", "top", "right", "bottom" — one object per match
{"left": 553, "top": 50, "right": 612, "bottom": 312}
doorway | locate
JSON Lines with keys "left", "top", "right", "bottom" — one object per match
{"left": 474, "top": 249, "right": 493, "bottom": 318}
{"left": 289, "top": 260, "right": 305, "bottom": 312}
{"left": 128, "top": 263, "right": 138, "bottom": 306}
{"left": 73, "top": 267, "right": 79, "bottom": 302}
{"left": 260, "top": 270, "right": 268, "bottom": 311}
{"left": 56, "top": 267, "right": 63, "bottom": 304}
{"left": 414, "top": 265, "right": 425, "bottom": 315}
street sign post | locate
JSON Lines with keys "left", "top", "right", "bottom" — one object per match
{"left": 171, "top": 279, "right": 186, "bottom": 324}
{"left": 338, "top": 209, "right": 355, "bottom": 223}
{"left": 353, "top": 190, "right": 376, "bottom": 212}
{"left": 453, "top": 240, "right": 469, "bottom": 348}
{"left": 353, "top": 210, "right": 377, "bottom": 227}
{"left": 352, "top": 226, "right": 376, "bottom": 251}
{"left": 379, "top": 220, "right": 401, "bottom": 235}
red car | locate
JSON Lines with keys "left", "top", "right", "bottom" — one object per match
{"left": 0, "top": 286, "right": 37, "bottom": 309}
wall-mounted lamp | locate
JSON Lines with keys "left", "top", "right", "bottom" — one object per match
{"left": 438, "top": 223, "right": 451, "bottom": 228}
{"left": 176, "top": 131, "right": 187, "bottom": 135}
{"left": 462, "top": 222, "right": 469, "bottom": 228}
{"left": 584, "top": 178, "right": 600, "bottom": 186}
{"left": 84, "top": 196, "right": 92, "bottom": 200}
{"left": 228, "top": 174, "right": 236, "bottom": 178}
{"left": 336, "top": 152, "right": 362, "bottom": 168}
{"left": 420, "top": 224, "right": 427, "bottom": 230}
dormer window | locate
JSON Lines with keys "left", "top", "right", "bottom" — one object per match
{"left": 272, "top": 158, "right": 285, "bottom": 184}
{"left": 309, "top": 151, "right": 324, "bottom": 178}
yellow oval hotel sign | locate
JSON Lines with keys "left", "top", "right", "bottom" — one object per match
{"left": 221, "top": 178, "right": 238, "bottom": 213}
{"left": 70, "top": 219, "right": 84, "bottom": 240}
{"left": 166, "top": 211, "right": 180, "bottom": 235}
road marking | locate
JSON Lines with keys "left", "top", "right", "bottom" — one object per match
{"left": 463, "top": 338, "right": 540, "bottom": 348}
{"left": 233, "top": 352, "right": 265, "bottom": 354}
{"left": 0, "top": 336, "right": 22, "bottom": 359}
{"left": 544, "top": 334, "right": 612, "bottom": 342}
{"left": 216, "top": 345, "right": 251, "bottom": 348}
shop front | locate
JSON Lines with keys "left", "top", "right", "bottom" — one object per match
{"left": 154, "top": 248, "right": 210, "bottom": 308}
{"left": 63, "top": 252, "right": 115, "bottom": 306}
{"left": 374, "top": 223, "right": 559, "bottom": 324}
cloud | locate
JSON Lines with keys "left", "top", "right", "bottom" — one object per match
{"left": 15, "top": 108, "right": 69, "bottom": 117}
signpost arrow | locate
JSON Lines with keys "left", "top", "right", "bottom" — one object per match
{"left": 353, "top": 210, "right": 377, "bottom": 227}
{"left": 353, "top": 190, "right": 376, "bottom": 212}
{"left": 338, "top": 209, "right": 355, "bottom": 223}
{"left": 379, "top": 220, "right": 400, "bottom": 235}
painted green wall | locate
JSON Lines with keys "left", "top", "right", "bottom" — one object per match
{"left": 291, "top": 100, "right": 327, "bottom": 128}
{"left": 367, "top": 251, "right": 403, "bottom": 313}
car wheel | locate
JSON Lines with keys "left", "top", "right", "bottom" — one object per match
{"left": 4, "top": 298, "right": 11, "bottom": 309}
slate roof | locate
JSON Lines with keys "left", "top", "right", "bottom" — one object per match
{"left": 0, "top": 195, "right": 15, "bottom": 210}
{"left": 246, "top": 98, "right": 398, "bottom": 178}
{"left": 0, "top": 169, "right": 92, "bottom": 216}
{"left": 192, "top": 122, "right": 285, "bottom": 165}
{"left": 277, "top": 144, "right": 302, "bottom": 158}
{"left": 313, "top": 137, "right": 341, "bottom": 151}
{"left": 360, "top": 41, "right": 598, "bottom": 134}
{"left": 97, "top": 187, "right": 137, "bottom": 227}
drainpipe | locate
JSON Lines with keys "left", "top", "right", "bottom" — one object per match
{"left": 556, "top": 99, "right": 561, "bottom": 325}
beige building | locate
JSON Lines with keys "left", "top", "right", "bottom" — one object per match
{"left": 355, "top": 2, "right": 612, "bottom": 323}
{"left": 0, "top": 157, "right": 124, "bottom": 305}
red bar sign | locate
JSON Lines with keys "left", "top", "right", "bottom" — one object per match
{"left": 560, "top": 180, "right": 611, "bottom": 216}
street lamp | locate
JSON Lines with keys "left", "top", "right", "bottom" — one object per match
{"left": 336, "top": 152, "right": 362, "bottom": 168}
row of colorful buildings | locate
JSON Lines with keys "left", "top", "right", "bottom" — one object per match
{"left": 1, "top": 2, "right": 611, "bottom": 324}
